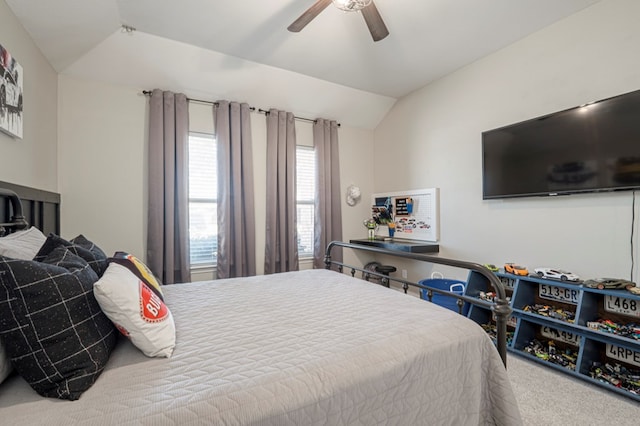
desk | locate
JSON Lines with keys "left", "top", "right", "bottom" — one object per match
{"left": 349, "top": 238, "right": 439, "bottom": 254}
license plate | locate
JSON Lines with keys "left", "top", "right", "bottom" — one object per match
{"left": 606, "top": 344, "right": 640, "bottom": 368}
{"left": 500, "top": 277, "right": 515, "bottom": 289}
{"left": 604, "top": 295, "right": 640, "bottom": 318}
{"left": 541, "top": 325, "right": 580, "bottom": 346}
{"left": 539, "top": 284, "right": 579, "bottom": 305}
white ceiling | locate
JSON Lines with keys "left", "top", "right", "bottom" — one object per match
{"left": 7, "top": 0, "right": 601, "bottom": 99}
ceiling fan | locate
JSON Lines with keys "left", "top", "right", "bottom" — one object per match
{"left": 288, "top": 0, "right": 389, "bottom": 42}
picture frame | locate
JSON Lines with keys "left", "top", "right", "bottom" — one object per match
{"left": 0, "top": 43, "right": 23, "bottom": 139}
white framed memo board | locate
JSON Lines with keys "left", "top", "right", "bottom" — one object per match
{"left": 371, "top": 188, "right": 440, "bottom": 242}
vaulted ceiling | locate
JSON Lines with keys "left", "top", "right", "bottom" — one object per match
{"left": 7, "top": 0, "right": 601, "bottom": 99}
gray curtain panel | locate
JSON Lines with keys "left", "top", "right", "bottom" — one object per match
{"left": 147, "top": 89, "right": 191, "bottom": 284}
{"left": 264, "top": 109, "right": 299, "bottom": 274}
{"left": 215, "top": 101, "right": 256, "bottom": 278}
{"left": 313, "top": 119, "right": 343, "bottom": 269}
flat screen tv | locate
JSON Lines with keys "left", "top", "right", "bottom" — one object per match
{"left": 482, "top": 89, "right": 640, "bottom": 199}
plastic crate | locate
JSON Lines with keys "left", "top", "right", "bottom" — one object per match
{"left": 419, "top": 277, "right": 469, "bottom": 315}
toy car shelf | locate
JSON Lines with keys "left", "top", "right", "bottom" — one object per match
{"left": 464, "top": 270, "right": 640, "bottom": 402}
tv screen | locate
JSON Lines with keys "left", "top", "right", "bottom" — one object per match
{"left": 482, "top": 89, "right": 640, "bottom": 199}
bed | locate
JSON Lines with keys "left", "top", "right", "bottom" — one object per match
{"left": 0, "top": 184, "right": 522, "bottom": 425}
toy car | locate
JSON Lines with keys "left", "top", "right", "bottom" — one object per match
{"left": 628, "top": 286, "right": 640, "bottom": 295}
{"left": 583, "top": 278, "right": 636, "bottom": 290}
{"left": 534, "top": 267, "right": 580, "bottom": 282}
{"left": 504, "top": 263, "right": 528, "bottom": 276}
{"left": 484, "top": 264, "right": 499, "bottom": 272}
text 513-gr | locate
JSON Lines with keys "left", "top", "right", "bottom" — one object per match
{"left": 539, "top": 284, "right": 579, "bottom": 305}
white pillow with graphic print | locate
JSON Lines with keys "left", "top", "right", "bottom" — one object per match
{"left": 0, "top": 227, "right": 46, "bottom": 260}
{"left": 94, "top": 263, "right": 175, "bottom": 358}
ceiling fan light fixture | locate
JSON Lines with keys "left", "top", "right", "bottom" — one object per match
{"left": 332, "top": 0, "right": 372, "bottom": 12}
{"left": 288, "top": 0, "right": 388, "bottom": 42}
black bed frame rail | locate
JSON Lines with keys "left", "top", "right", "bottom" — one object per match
{"left": 0, "top": 188, "right": 29, "bottom": 236}
{"left": 0, "top": 181, "right": 60, "bottom": 236}
{"left": 324, "top": 241, "right": 512, "bottom": 367}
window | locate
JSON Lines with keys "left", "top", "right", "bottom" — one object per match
{"left": 296, "top": 146, "right": 316, "bottom": 258}
{"left": 188, "top": 137, "right": 315, "bottom": 265}
{"left": 188, "top": 133, "right": 217, "bottom": 266}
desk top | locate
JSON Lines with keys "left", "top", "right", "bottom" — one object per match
{"left": 349, "top": 238, "right": 439, "bottom": 254}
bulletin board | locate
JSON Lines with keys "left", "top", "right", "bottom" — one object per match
{"left": 371, "top": 188, "right": 440, "bottom": 242}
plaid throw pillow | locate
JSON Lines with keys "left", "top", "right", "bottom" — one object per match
{"left": 71, "top": 234, "right": 108, "bottom": 260}
{"left": 35, "top": 234, "right": 108, "bottom": 277}
{"left": 0, "top": 247, "right": 117, "bottom": 400}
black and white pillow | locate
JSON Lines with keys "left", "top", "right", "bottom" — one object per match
{"left": 0, "top": 247, "right": 117, "bottom": 400}
{"left": 0, "top": 227, "right": 47, "bottom": 383}
{"left": 71, "top": 234, "right": 108, "bottom": 259}
{"left": 35, "top": 234, "right": 108, "bottom": 277}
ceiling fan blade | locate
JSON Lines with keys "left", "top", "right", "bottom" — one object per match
{"left": 361, "top": 1, "right": 389, "bottom": 42}
{"left": 288, "top": 0, "right": 333, "bottom": 32}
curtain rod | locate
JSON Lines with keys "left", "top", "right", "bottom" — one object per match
{"left": 142, "top": 90, "right": 340, "bottom": 126}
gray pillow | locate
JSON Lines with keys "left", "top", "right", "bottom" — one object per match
{"left": 0, "top": 341, "right": 11, "bottom": 384}
{"left": 0, "top": 227, "right": 46, "bottom": 260}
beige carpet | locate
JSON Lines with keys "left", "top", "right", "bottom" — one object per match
{"left": 507, "top": 353, "right": 640, "bottom": 425}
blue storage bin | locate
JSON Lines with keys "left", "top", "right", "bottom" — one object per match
{"left": 419, "top": 278, "right": 469, "bottom": 315}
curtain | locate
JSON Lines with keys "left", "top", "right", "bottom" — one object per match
{"left": 147, "top": 89, "right": 191, "bottom": 284}
{"left": 313, "top": 119, "right": 342, "bottom": 269}
{"left": 264, "top": 109, "right": 299, "bottom": 274}
{"left": 215, "top": 101, "right": 256, "bottom": 278}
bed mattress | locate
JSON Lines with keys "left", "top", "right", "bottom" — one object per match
{"left": 0, "top": 269, "right": 522, "bottom": 425}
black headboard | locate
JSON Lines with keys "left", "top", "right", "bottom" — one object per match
{"left": 0, "top": 181, "right": 60, "bottom": 236}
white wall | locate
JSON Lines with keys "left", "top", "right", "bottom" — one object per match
{"left": 374, "top": 0, "right": 640, "bottom": 281}
{"left": 0, "top": 0, "right": 57, "bottom": 191}
{"left": 57, "top": 76, "right": 147, "bottom": 254}
{"left": 58, "top": 76, "right": 375, "bottom": 275}
{"left": 62, "top": 30, "right": 395, "bottom": 131}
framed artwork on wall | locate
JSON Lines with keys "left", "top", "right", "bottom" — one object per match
{"left": 0, "top": 43, "right": 23, "bottom": 139}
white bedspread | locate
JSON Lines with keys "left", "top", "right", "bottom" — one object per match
{"left": 0, "top": 269, "right": 522, "bottom": 425}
